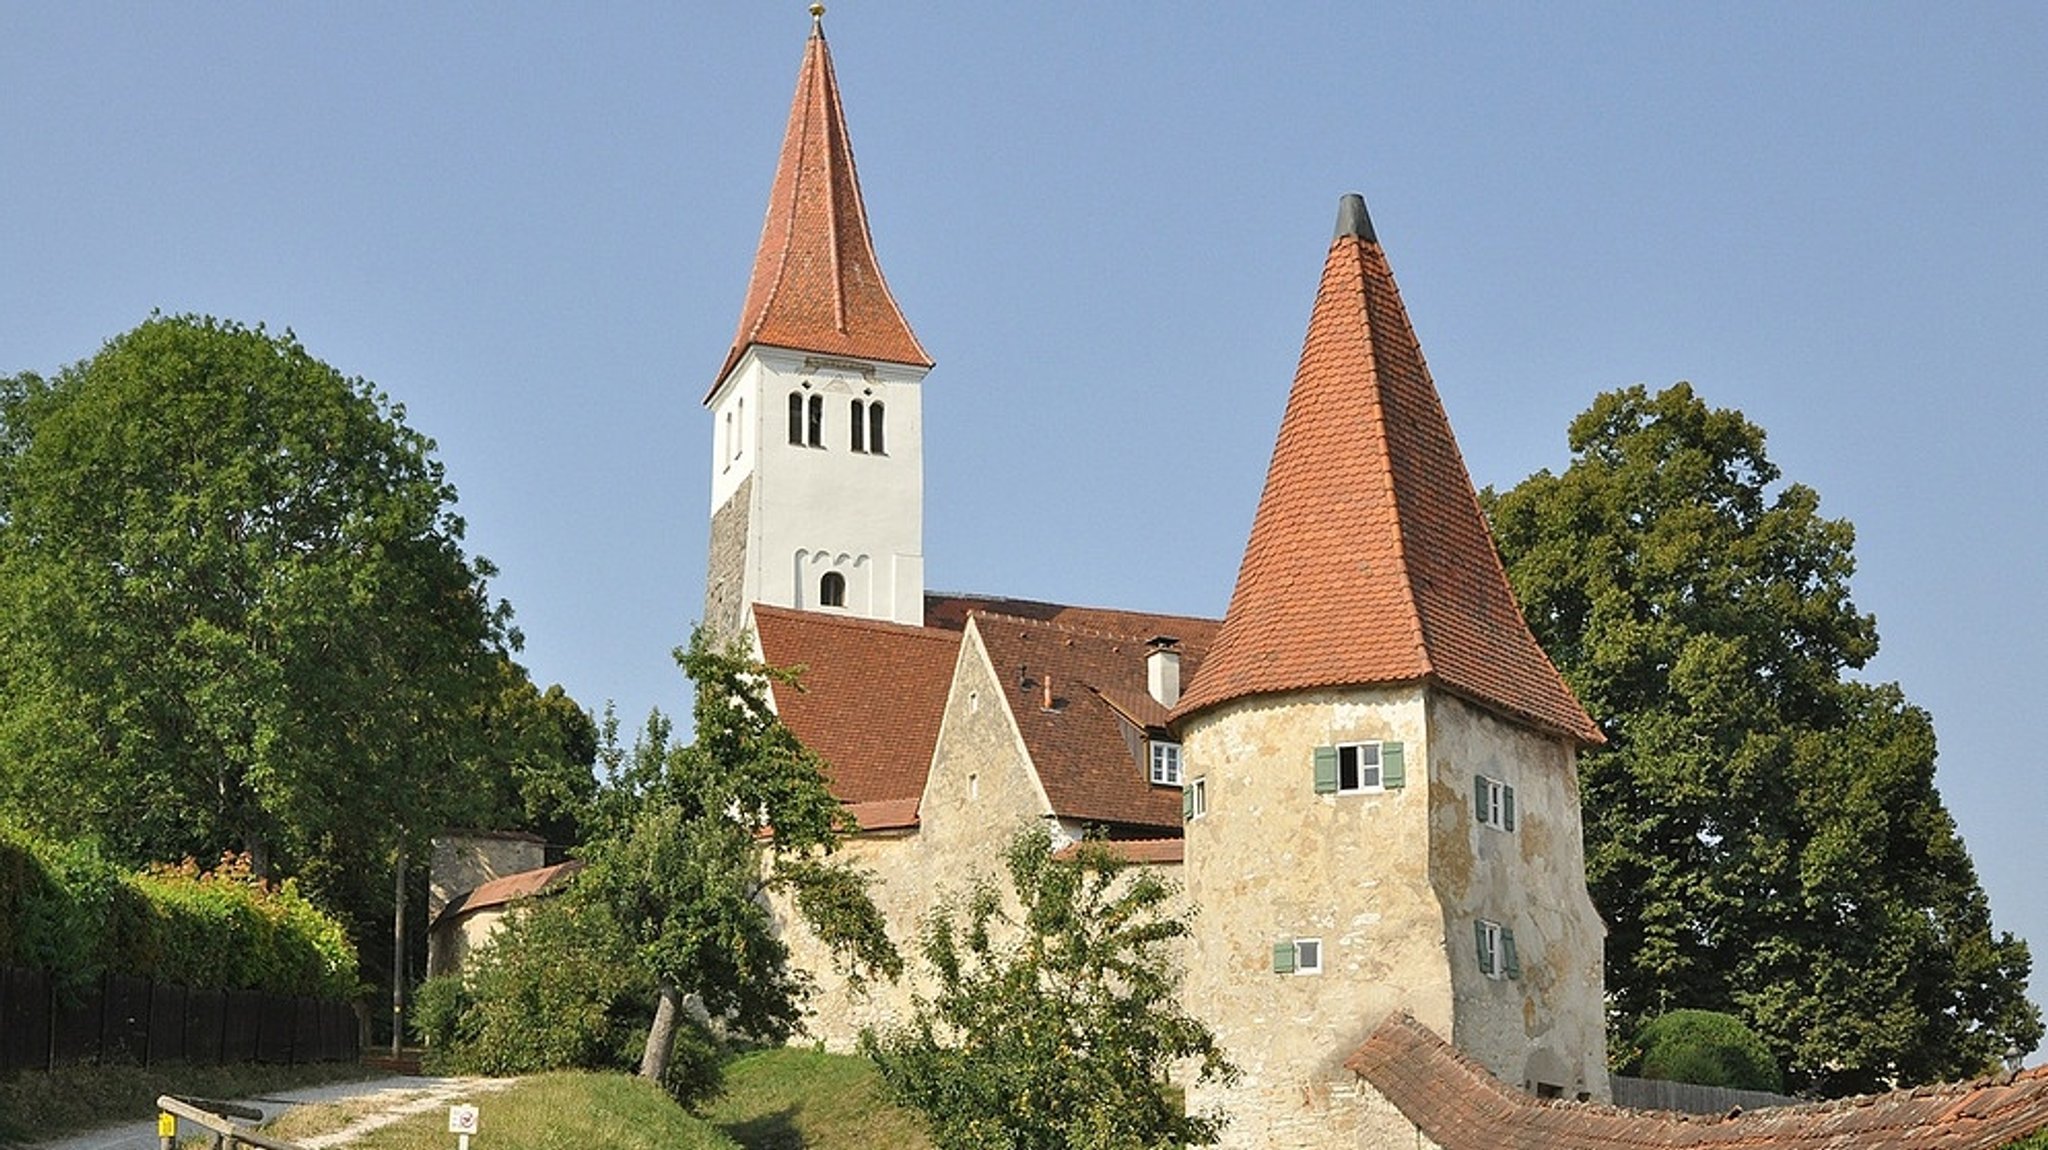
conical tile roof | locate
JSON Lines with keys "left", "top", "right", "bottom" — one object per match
{"left": 707, "top": 14, "right": 931, "bottom": 402}
{"left": 1175, "top": 195, "right": 1602, "bottom": 744}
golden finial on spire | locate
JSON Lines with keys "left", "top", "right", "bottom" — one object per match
{"left": 810, "top": 3, "right": 825, "bottom": 26}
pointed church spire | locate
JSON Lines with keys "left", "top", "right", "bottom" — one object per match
{"left": 708, "top": 11, "right": 932, "bottom": 402}
{"left": 1175, "top": 195, "right": 1602, "bottom": 743}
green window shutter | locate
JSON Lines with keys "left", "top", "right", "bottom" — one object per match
{"left": 1183, "top": 784, "right": 1195, "bottom": 821}
{"left": 1312, "top": 746, "right": 1339, "bottom": 794}
{"left": 1503, "top": 785, "right": 1517, "bottom": 832}
{"left": 1381, "top": 741, "right": 1405, "bottom": 788}
{"left": 1473, "top": 921, "right": 1490, "bottom": 970}
{"left": 1474, "top": 776, "right": 1490, "bottom": 822}
{"left": 1503, "top": 927, "right": 1521, "bottom": 979}
{"left": 1272, "top": 941, "right": 1296, "bottom": 974}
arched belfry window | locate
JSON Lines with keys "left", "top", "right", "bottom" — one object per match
{"left": 868, "top": 402, "right": 885, "bottom": 455}
{"left": 850, "top": 399, "right": 866, "bottom": 452}
{"left": 819, "top": 571, "right": 846, "bottom": 607}
{"left": 788, "top": 392, "right": 804, "bottom": 445}
{"left": 807, "top": 394, "right": 824, "bottom": 447}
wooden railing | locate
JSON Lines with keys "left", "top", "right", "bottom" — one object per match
{"left": 155, "top": 1095, "right": 304, "bottom": 1150}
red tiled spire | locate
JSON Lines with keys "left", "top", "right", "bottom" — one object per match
{"left": 707, "top": 11, "right": 932, "bottom": 402}
{"left": 1175, "top": 196, "right": 1602, "bottom": 745}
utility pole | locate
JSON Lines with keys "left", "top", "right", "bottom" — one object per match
{"left": 392, "top": 843, "right": 406, "bottom": 1058}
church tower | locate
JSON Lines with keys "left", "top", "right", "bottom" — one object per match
{"left": 703, "top": 7, "right": 933, "bottom": 638}
{"left": 1172, "top": 195, "right": 1610, "bottom": 1144}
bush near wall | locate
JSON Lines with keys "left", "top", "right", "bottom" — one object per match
{"left": 0, "top": 823, "right": 357, "bottom": 999}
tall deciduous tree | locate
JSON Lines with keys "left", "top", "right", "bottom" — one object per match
{"left": 0, "top": 316, "right": 515, "bottom": 932}
{"left": 1484, "top": 382, "right": 2040, "bottom": 1094}
{"left": 863, "top": 824, "right": 1236, "bottom": 1150}
{"left": 579, "top": 630, "right": 898, "bottom": 1092}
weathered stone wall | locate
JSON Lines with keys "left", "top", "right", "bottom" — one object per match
{"left": 770, "top": 621, "right": 1054, "bottom": 1050}
{"left": 427, "top": 833, "right": 544, "bottom": 921}
{"left": 703, "top": 475, "right": 752, "bottom": 640}
{"left": 1179, "top": 687, "right": 1455, "bottom": 1147}
{"left": 764, "top": 831, "right": 928, "bottom": 1049}
{"left": 1427, "top": 692, "right": 1609, "bottom": 1101}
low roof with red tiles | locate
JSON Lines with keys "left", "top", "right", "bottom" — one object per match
{"left": 1349, "top": 1012, "right": 2048, "bottom": 1149}
{"left": 1051, "top": 838, "right": 1184, "bottom": 866}
{"left": 708, "top": 13, "right": 931, "bottom": 401}
{"left": 970, "top": 609, "right": 1219, "bottom": 832}
{"left": 752, "top": 604, "right": 960, "bottom": 809}
{"left": 432, "top": 859, "right": 584, "bottom": 929}
{"left": 1174, "top": 195, "right": 1603, "bottom": 745}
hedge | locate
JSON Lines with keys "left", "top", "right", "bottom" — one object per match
{"left": 0, "top": 823, "right": 357, "bottom": 999}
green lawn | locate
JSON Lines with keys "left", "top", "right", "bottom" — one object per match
{"left": 0, "top": 1059, "right": 377, "bottom": 1147}
{"left": 254, "top": 1050, "right": 933, "bottom": 1150}
{"left": 704, "top": 1048, "right": 932, "bottom": 1150}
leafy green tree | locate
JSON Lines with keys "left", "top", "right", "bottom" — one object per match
{"left": 862, "top": 824, "right": 1236, "bottom": 1150}
{"left": 1630, "top": 1009, "right": 1783, "bottom": 1093}
{"left": 0, "top": 316, "right": 516, "bottom": 948}
{"left": 579, "top": 630, "right": 899, "bottom": 1095}
{"left": 1484, "top": 382, "right": 2040, "bottom": 1094}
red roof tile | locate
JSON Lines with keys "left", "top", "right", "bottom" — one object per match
{"left": 1348, "top": 1012, "right": 2048, "bottom": 1149}
{"left": 709, "top": 16, "right": 931, "bottom": 400}
{"left": 926, "top": 592, "right": 1211, "bottom": 641}
{"left": 432, "top": 859, "right": 584, "bottom": 928}
{"left": 844, "top": 797, "right": 920, "bottom": 832}
{"left": 753, "top": 605, "right": 959, "bottom": 807}
{"left": 969, "top": 608, "right": 1218, "bottom": 831}
{"left": 1051, "top": 838, "right": 1184, "bottom": 865}
{"left": 1174, "top": 199, "right": 1603, "bottom": 745}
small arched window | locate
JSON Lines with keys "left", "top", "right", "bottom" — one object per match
{"left": 819, "top": 571, "right": 846, "bottom": 607}
{"left": 850, "top": 399, "right": 866, "bottom": 452}
{"left": 807, "top": 394, "right": 824, "bottom": 447}
{"left": 788, "top": 392, "right": 804, "bottom": 445}
{"left": 868, "top": 402, "right": 885, "bottom": 455}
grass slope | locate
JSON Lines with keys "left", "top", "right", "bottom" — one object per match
{"left": 0, "top": 1060, "right": 375, "bottom": 1147}
{"left": 705, "top": 1048, "right": 932, "bottom": 1150}
{"left": 250, "top": 1051, "right": 931, "bottom": 1150}
{"left": 265, "top": 1072, "right": 737, "bottom": 1150}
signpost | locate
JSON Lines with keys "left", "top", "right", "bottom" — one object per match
{"left": 448, "top": 1103, "right": 480, "bottom": 1150}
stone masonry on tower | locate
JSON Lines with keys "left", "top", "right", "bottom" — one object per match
{"left": 700, "top": 11, "right": 1611, "bottom": 1146}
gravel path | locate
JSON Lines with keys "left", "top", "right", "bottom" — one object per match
{"left": 31, "top": 1076, "right": 518, "bottom": 1150}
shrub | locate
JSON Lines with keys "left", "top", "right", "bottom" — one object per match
{"left": 0, "top": 825, "right": 357, "bottom": 998}
{"left": 408, "top": 893, "right": 726, "bottom": 1094}
{"left": 1632, "top": 1009, "right": 1784, "bottom": 1093}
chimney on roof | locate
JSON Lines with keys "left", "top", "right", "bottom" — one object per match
{"left": 1147, "top": 636, "right": 1182, "bottom": 709}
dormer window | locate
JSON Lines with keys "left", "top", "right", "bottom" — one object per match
{"left": 819, "top": 571, "right": 846, "bottom": 607}
{"left": 1149, "top": 740, "right": 1182, "bottom": 785}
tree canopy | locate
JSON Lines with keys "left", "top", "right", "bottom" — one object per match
{"left": 1484, "top": 382, "right": 2040, "bottom": 1094}
{"left": 0, "top": 315, "right": 562, "bottom": 947}
{"left": 863, "top": 824, "right": 1236, "bottom": 1150}
{"left": 578, "top": 630, "right": 898, "bottom": 1095}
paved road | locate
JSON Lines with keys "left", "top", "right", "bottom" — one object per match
{"left": 31, "top": 1076, "right": 506, "bottom": 1150}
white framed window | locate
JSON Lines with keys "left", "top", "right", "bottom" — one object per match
{"left": 1150, "top": 740, "right": 1182, "bottom": 785}
{"left": 1184, "top": 777, "right": 1207, "bottom": 821}
{"left": 1314, "top": 741, "right": 1406, "bottom": 794}
{"left": 1476, "top": 775, "right": 1516, "bottom": 831}
{"left": 1273, "top": 937, "right": 1322, "bottom": 975}
{"left": 1475, "top": 919, "right": 1519, "bottom": 980}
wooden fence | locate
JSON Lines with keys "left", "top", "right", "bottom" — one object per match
{"left": 1610, "top": 1073, "right": 1799, "bottom": 1114}
{"left": 0, "top": 966, "right": 357, "bottom": 1073}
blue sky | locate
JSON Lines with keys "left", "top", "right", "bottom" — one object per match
{"left": 5, "top": 4, "right": 2045, "bottom": 1058}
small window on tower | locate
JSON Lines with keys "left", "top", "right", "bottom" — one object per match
{"left": 850, "top": 399, "right": 866, "bottom": 452}
{"left": 868, "top": 402, "right": 885, "bottom": 454}
{"left": 820, "top": 571, "right": 846, "bottom": 607}
{"left": 788, "top": 392, "right": 804, "bottom": 445}
{"left": 807, "top": 394, "right": 824, "bottom": 447}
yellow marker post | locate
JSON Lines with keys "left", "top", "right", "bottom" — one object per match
{"left": 156, "top": 1110, "right": 176, "bottom": 1150}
